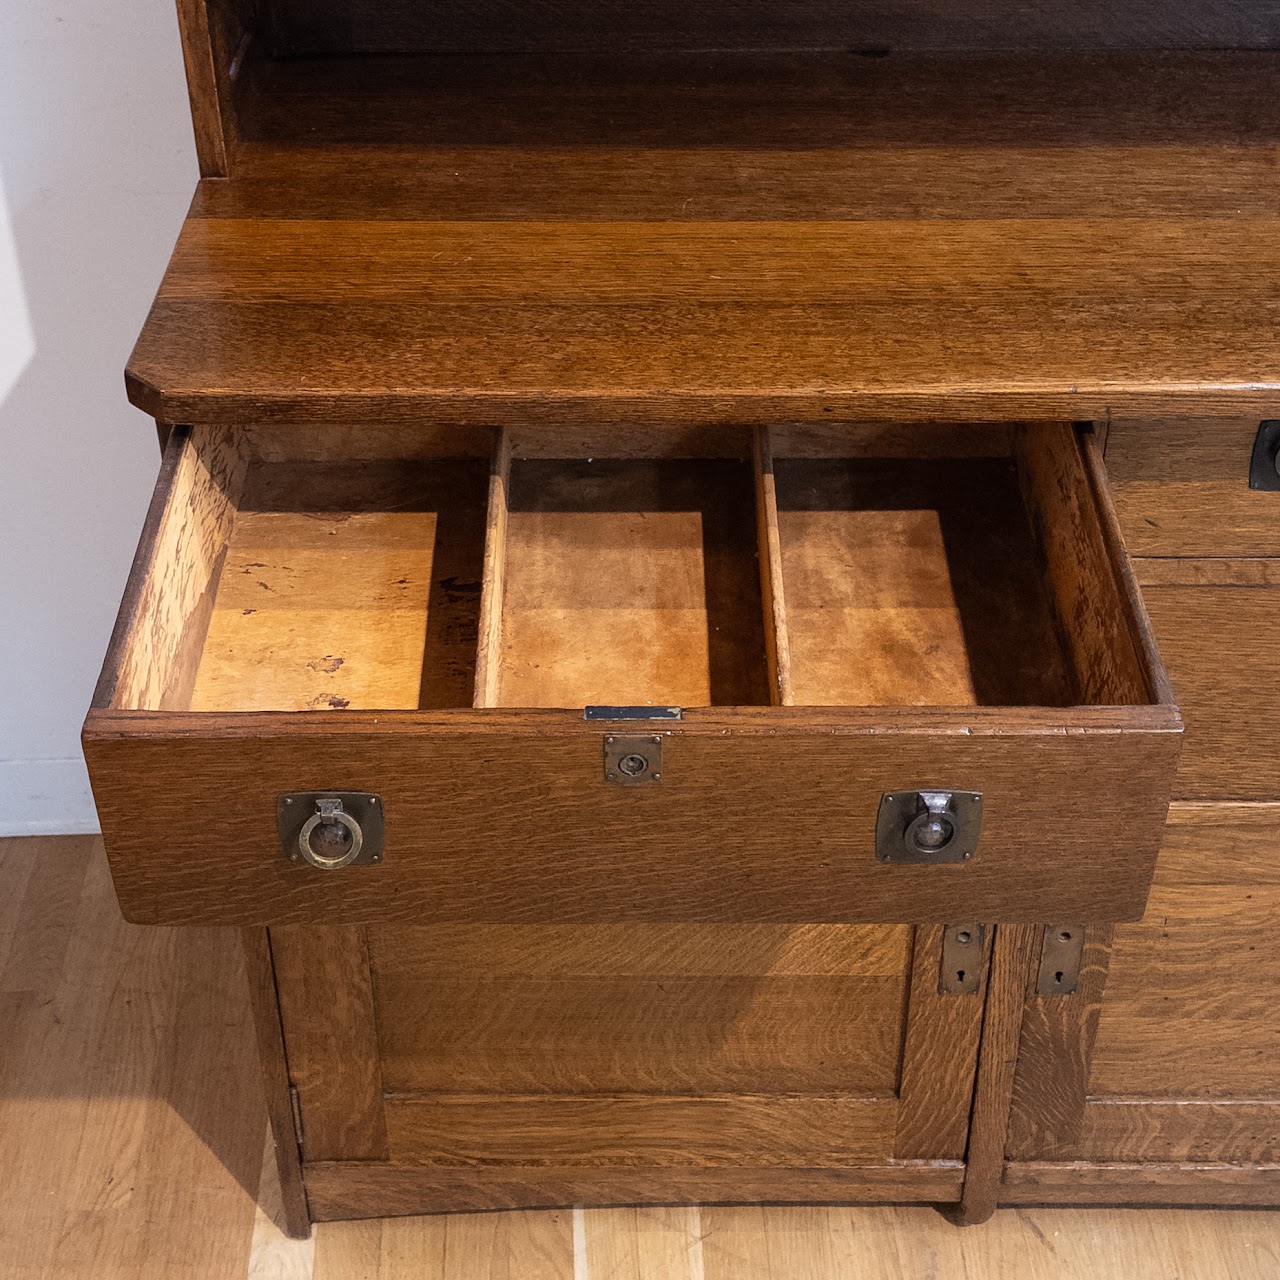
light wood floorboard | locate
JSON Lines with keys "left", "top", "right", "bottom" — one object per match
{"left": 3, "top": 836, "right": 1277, "bottom": 1278}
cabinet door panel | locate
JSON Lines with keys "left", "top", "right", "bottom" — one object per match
{"left": 272, "top": 922, "right": 988, "bottom": 1218}
{"left": 1003, "top": 804, "right": 1280, "bottom": 1202}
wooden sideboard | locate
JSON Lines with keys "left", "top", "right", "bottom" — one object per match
{"left": 83, "top": 0, "right": 1279, "bottom": 1236}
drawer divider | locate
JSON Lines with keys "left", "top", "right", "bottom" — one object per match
{"left": 753, "top": 427, "right": 795, "bottom": 707}
{"left": 474, "top": 427, "right": 512, "bottom": 709}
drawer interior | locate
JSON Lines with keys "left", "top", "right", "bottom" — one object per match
{"left": 104, "top": 422, "right": 1158, "bottom": 715}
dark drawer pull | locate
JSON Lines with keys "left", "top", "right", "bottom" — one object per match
{"left": 1248, "top": 422, "right": 1280, "bottom": 491}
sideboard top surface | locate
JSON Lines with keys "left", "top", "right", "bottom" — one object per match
{"left": 128, "top": 46, "right": 1280, "bottom": 426}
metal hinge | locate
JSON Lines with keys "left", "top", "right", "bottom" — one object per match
{"left": 289, "top": 1084, "right": 305, "bottom": 1158}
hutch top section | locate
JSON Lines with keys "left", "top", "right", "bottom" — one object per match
{"left": 130, "top": 0, "right": 1280, "bottom": 426}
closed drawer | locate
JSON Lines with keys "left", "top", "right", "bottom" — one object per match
{"left": 83, "top": 422, "right": 1180, "bottom": 926}
{"left": 1132, "top": 559, "right": 1280, "bottom": 801}
{"left": 1106, "top": 419, "right": 1280, "bottom": 558}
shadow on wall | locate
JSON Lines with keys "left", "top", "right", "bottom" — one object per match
{"left": 0, "top": 164, "right": 35, "bottom": 403}
{"left": 0, "top": 3, "right": 196, "bottom": 836}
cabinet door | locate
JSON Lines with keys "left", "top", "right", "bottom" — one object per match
{"left": 1000, "top": 434, "right": 1280, "bottom": 1207}
{"left": 1001, "top": 805, "right": 1280, "bottom": 1207}
{"left": 268, "top": 922, "right": 990, "bottom": 1219}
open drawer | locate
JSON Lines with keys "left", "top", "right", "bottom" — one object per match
{"left": 84, "top": 422, "right": 1181, "bottom": 926}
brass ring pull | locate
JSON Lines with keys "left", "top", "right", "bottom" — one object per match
{"left": 297, "top": 797, "right": 364, "bottom": 869}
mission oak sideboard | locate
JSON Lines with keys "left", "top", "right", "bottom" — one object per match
{"left": 83, "top": 0, "right": 1280, "bottom": 1236}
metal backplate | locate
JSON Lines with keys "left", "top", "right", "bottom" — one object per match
{"left": 875, "top": 790, "right": 983, "bottom": 863}
{"left": 602, "top": 735, "right": 663, "bottom": 785}
{"left": 1249, "top": 422, "right": 1280, "bottom": 491}
{"left": 585, "top": 706, "right": 682, "bottom": 721}
{"left": 1036, "top": 924, "right": 1086, "bottom": 995}
{"left": 277, "top": 792, "right": 385, "bottom": 867}
{"left": 939, "top": 923, "right": 987, "bottom": 995}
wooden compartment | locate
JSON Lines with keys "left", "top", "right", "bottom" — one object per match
{"left": 476, "top": 453, "right": 769, "bottom": 710}
{"left": 84, "top": 422, "right": 1180, "bottom": 928}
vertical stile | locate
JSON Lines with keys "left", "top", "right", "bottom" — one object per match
{"left": 473, "top": 426, "right": 512, "bottom": 708}
{"left": 753, "top": 426, "right": 794, "bottom": 706}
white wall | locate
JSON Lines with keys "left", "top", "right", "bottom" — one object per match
{"left": 1, "top": 2, "right": 197, "bottom": 834}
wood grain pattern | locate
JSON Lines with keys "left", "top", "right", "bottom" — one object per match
{"left": 302, "top": 1163, "right": 964, "bottom": 1220}
{"left": 473, "top": 428, "right": 511, "bottom": 709}
{"left": 128, "top": 49, "right": 1280, "bottom": 426}
{"left": 175, "top": 0, "right": 238, "bottom": 177}
{"left": 191, "top": 508, "right": 437, "bottom": 711}
{"left": 699, "top": 1202, "right": 1280, "bottom": 1280}
{"left": 1000, "top": 1162, "right": 1280, "bottom": 1207}
{"left": 382, "top": 1095, "right": 897, "bottom": 1167}
{"left": 1132, "top": 573, "right": 1280, "bottom": 800}
{"left": 1002, "top": 803, "right": 1280, "bottom": 1179}
{"left": 1106, "top": 419, "right": 1280, "bottom": 558}
{"left": 241, "top": 929, "right": 311, "bottom": 1238}
{"left": 218, "top": 53, "right": 1280, "bottom": 212}
{"left": 15, "top": 834, "right": 1280, "bottom": 1267}
{"left": 771, "top": 446, "right": 1074, "bottom": 707}
{"left": 1072, "top": 1101, "right": 1280, "bottom": 1165}
{"left": 88, "top": 419, "right": 1180, "bottom": 925}
{"left": 128, "top": 211, "right": 1280, "bottom": 426}
{"left": 1019, "top": 427, "right": 1169, "bottom": 706}
{"left": 0, "top": 837, "right": 267, "bottom": 1278}
{"left": 959, "top": 924, "right": 1039, "bottom": 1225}
{"left": 365, "top": 922, "right": 912, "bottom": 977}
{"left": 97, "top": 427, "right": 247, "bottom": 712}
{"left": 752, "top": 428, "right": 792, "bottom": 707}
{"left": 1005, "top": 928, "right": 1115, "bottom": 1161}
{"left": 268, "top": 927, "right": 388, "bottom": 1163}
{"left": 312, "top": 1209, "right": 573, "bottom": 1280}
{"left": 371, "top": 973, "right": 906, "bottom": 1097}
{"left": 490, "top": 457, "right": 768, "bottom": 709}
{"left": 84, "top": 710, "right": 1181, "bottom": 926}
{"left": 894, "top": 925, "right": 989, "bottom": 1161}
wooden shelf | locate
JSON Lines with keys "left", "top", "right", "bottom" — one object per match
{"left": 127, "top": 50, "right": 1280, "bottom": 426}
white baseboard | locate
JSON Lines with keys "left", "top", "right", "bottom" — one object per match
{"left": 0, "top": 758, "right": 101, "bottom": 836}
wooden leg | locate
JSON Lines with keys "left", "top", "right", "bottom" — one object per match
{"left": 241, "top": 928, "right": 311, "bottom": 1239}
{"left": 959, "top": 924, "right": 1038, "bottom": 1225}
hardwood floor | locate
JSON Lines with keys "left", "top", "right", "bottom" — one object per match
{"left": 3, "top": 835, "right": 1277, "bottom": 1278}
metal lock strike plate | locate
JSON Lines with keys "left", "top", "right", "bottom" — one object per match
{"left": 875, "top": 790, "right": 982, "bottom": 863}
{"left": 939, "top": 923, "right": 987, "bottom": 995}
{"left": 603, "top": 735, "right": 663, "bottom": 785}
{"left": 277, "top": 792, "right": 385, "bottom": 869}
{"left": 1036, "top": 924, "right": 1087, "bottom": 996}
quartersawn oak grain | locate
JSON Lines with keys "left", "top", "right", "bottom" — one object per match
{"left": 997, "top": 803, "right": 1280, "bottom": 1201}
{"left": 1107, "top": 419, "right": 1280, "bottom": 558}
{"left": 1130, "top": 566, "right": 1280, "bottom": 801}
{"left": 125, "top": 48, "right": 1280, "bottom": 426}
{"left": 83, "top": 423, "right": 1182, "bottom": 928}
{"left": 301, "top": 1163, "right": 966, "bottom": 1221}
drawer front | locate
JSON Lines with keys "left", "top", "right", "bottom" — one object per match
{"left": 84, "top": 421, "right": 1180, "bottom": 927}
{"left": 86, "top": 710, "right": 1179, "bottom": 926}
{"left": 1134, "top": 560, "right": 1280, "bottom": 801}
{"left": 1107, "top": 418, "right": 1280, "bottom": 558}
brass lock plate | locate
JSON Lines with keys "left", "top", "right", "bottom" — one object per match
{"left": 277, "top": 792, "right": 385, "bottom": 868}
{"left": 1036, "top": 924, "right": 1086, "bottom": 995}
{"left": 875, "top": 790, "right": 982, "bottom": 863}
{"left": 939, "top": 923, "right": 987, "bottom": 995}
{"left": 603, "top": 735, "right": 663, "bottom": 785}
